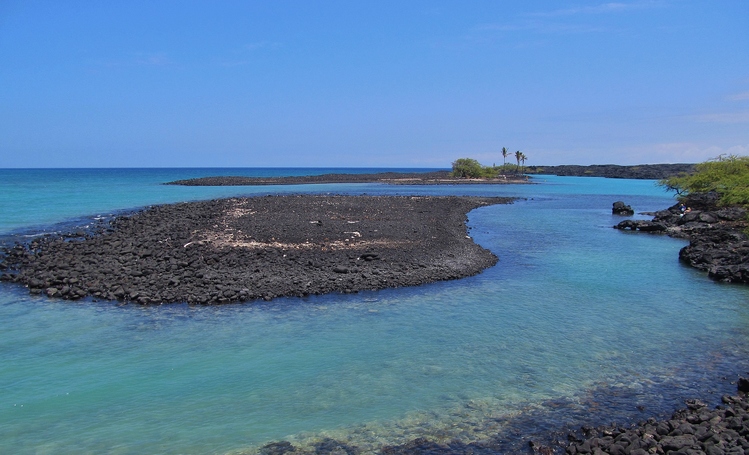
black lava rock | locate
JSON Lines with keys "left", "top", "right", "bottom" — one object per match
{"left": 612, "top": 201, "right": 635, "bottom": 216}
{"left": 614, "top": 192, "right": 749, "bottom": 284}
{"left": 0, "top": 195, "right": 513, "bottom": 305}
{"left": 566, "top": 379, "right": 749, "bottom": 455}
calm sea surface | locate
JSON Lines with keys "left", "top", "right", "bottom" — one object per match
{"left": 1, "top": 168, "right": 748, "bottom": 454}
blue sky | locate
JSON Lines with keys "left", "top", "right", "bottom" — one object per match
{"left": 1, "top": 1, "right": 747, "bottom": 168}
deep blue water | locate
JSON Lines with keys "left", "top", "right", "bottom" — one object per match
{"left": 1, "top": 168, "right": 748, "bottom": 454}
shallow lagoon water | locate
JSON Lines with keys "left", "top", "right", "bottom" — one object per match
{"left": 1, "top": 169, "right": 749, "bottom": 454}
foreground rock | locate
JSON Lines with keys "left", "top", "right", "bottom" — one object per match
{"left": 0, "top": 195, "right": 512, "bottom": 304}
{"left": 566, "top": 383, "right": 749, "bottom": 455}
{"left": 614, "top": 192, "right": 749, "bottom": 283}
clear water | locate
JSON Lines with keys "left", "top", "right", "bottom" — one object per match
{"left": 1, "top": 169, "right": 748, "bottom": 454}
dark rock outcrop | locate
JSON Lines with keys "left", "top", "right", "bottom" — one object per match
{"left": 679, "top": 229, "right": 749, "bottom": 283}
{"left": 614, "top": 192, "right": 749, "bottom": 283}
{"left": 615, "top": 219, "right": 666, "bottom": 232}
{"left": 612, "top": 201, "right": 635, "bottom": 216}
{"left": 0, "top": 195, "right": 513, "bottom": 305}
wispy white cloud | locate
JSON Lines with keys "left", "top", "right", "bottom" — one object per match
{"left": 94, "top": 52, "right": 175, "bottom": 69}
{"left": 631, "top": 142, "right": 748, "bottom": 164}
{"left": 728, "top": 91, "right": 749, "bottom": 101}
{"left": 477, "top": 21, "right": 607, "bottom": 34}
{"left": 245, "top": 41, "right": 282, "bottom": 52}
{"left": 692, "top": 112, "right": 749, "bottom": 124}
{"left": 527, "top": 1, "right": 662, "bottom": 17}
{"left": 215, "top": 41, "right": 283, "bottom": 67}
{"left": 474, "top": 1, "right": 664, "bottom": 37}
{"left": 725, "top": 144, "right": 749, "bottom": 155}
{"left": 132, "top": 52, "right": 172, "bottom": 66}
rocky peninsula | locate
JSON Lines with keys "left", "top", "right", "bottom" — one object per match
{"left": 614, "top": 192, "right": 749, "bottom": 283}
{"left": 0, "top": 195, "right": 512, "bottom": 304}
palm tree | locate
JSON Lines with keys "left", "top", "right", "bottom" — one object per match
{"left": 520, "top": 152, "right": 527, "bottom": 174}
{"left": 501, "top": 147, "right": 508, "bottom": 166}
{"left": 515, "top": 150, "right": 522, "bottom": 171}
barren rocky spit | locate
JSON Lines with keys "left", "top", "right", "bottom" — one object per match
{"left": 0, "top": 195, "right": 512, "bottom": 305}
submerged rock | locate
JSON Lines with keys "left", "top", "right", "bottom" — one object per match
{"left": 259, "top": 441, "right": 296, "bottom": 455}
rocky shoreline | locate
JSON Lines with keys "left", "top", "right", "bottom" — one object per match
{"left": 563, "top": 385, "right": 749, "bottom": 455}
{"left": 614, "top": 192, "right": 749, "bottom": 283}
{"left": 0, "top": 195, "right": 512, "bottom": 304}
{"left": 249, "top": 378, "right": 749, "bottom": 455}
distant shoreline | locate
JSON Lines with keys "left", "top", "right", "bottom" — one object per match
{"left": 164, "top": 171, "right": 529, "bottom": 186}
{"left": 164, "top": 164, "right": 694, "bottom": 186}
{"left": 525, "top": 163, "right": 695, "bottom": 179}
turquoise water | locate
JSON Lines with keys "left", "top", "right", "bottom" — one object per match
{"left": 1, "top": 169, "right": 749, "bottom": 454}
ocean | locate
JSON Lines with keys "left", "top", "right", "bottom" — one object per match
{"left": 1, "top": 168, "right": 748, "bottom": 454}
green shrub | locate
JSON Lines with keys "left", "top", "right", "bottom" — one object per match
{"left": 451, "top": 158, "right": 498, "bottom": 178}
{"left": 659, "top": 155, "right": 749, "bottom": 207}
